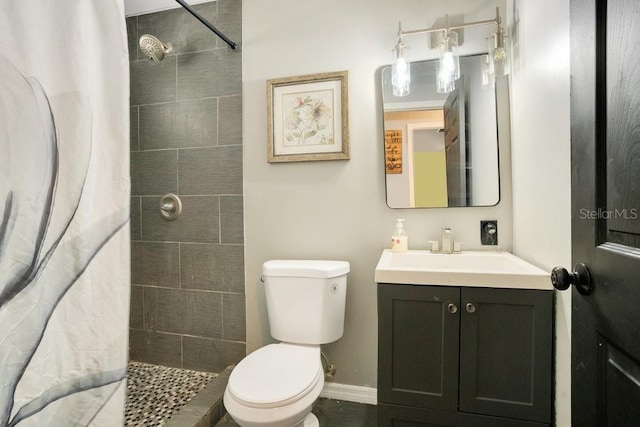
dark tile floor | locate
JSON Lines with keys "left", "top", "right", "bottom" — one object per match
{"left": 215, "top": 398, "right": 377, "bottom": 427}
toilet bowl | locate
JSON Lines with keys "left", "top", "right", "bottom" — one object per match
{"left": 223, "top": 260, "right": 349, "bottom": 427}
{"left": 224, "top": 343, "right": 324, "bottom": 427}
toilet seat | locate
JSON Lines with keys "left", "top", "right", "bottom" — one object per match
{"left": 227, "top": 343, "right": 322, "bottom": 409}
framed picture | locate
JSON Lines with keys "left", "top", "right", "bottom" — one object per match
{"left": 267, "top": 70, "right": 349, "bottom": 163}
{"left": 384, "top": 129, "right": 403, "bottom": 174}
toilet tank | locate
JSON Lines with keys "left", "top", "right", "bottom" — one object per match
{"left": 262, "top": 260, "right": 349, "bottom": 344}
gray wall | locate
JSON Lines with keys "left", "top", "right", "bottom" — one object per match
{"left": 127, "top": 0, "right": 244, "bottom": 372}
{"left": 508, "top": 1, "right": 572, "bottom": 424}
{"left": 243, "top": 0, "right": 512, "bottom": 389}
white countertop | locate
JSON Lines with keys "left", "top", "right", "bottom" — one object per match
{"left": 375, "top": 249, "right": 552, "bottom": 290}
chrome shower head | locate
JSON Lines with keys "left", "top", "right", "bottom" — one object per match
{"left": 138, "top": 34, "right": 173, "bottom": 62}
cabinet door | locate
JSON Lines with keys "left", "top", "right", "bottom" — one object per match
{"left": 459, "top": 288, "right": 553, "bottom": 423}
{"left": 378, "top": 284, "right": 460, "bottom": 411}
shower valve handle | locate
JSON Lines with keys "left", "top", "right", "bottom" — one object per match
{"left": 159, "top": 193, "right": 182, "bottom": 220}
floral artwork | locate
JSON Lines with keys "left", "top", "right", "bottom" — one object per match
{"left": 283, "top": 91, "right": 334, "bottom": 146}
{"left": 267, "top": 71, "right": 349, "bottom": 162}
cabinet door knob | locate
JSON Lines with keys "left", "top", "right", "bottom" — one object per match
{"left": 466, "top": 302, "right": 476, "bottom": 313}
{"left": 447, "top": 303, "right": 458, "bottom": 314}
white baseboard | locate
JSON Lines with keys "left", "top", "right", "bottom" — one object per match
{"left": 320, "top": 382, "right": 377, "bottom": 405}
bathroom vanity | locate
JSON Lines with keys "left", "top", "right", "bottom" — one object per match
{"left": 375, "top": 250, "right": 553, "bottom": 427}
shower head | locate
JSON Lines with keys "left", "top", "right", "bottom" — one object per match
{"left": 138, "top": 34, "right": 173, "bottom": 62}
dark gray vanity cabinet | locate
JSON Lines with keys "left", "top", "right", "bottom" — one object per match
{"left": 377, "top": 283, "right": 553, "bottom": 427}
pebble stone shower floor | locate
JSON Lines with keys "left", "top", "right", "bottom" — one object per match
{"left": 125, "top": 361, "right": 218, "bottom": 426}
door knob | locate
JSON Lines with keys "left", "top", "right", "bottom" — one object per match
{"left": 551, "top": 263, "right": 593, "bottom": 295}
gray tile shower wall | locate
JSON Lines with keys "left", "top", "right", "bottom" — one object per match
{"left": 127, "top": 0, "right": 244, "bottom": 372}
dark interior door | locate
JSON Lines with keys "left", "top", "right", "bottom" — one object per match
{"left": 443, "top": 81, "right": 467, "bottom": 207}
{"left": 571, "top": 0, "right": 640, "bottom": 425}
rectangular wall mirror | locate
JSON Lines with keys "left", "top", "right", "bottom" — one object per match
{"left": 381, "top": 54, "right": 503, "bottom": 208}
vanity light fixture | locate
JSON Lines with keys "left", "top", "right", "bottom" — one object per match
{"left": 488, "top": 24, "right": 510, "bottom": 77}
{"left": 391, "top": 23, "right": 411, "bottom": 96}
{"left": 391, "top": 7, "right": 509, "bottom": 95}
{"left": 436, "top": 28, "right": 460, "bottom": 93}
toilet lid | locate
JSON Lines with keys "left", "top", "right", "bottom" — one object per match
{"left": 228, "top": 343, "right": 322, "bottom": 408}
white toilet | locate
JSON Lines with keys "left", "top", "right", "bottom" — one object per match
{"left": 223, "top": 260, "right": 350, "bottom": 427}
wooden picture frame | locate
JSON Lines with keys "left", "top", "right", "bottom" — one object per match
{"left": 267, "top": 71, "right": 349, "bottom": 163}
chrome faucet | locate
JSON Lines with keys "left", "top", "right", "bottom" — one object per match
{"left": 441, "top": 226, "right": 452, "bottom": 254}
{"left": 428, "top": 226, "right": 462, "bottom": 253}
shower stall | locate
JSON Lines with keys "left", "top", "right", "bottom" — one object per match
{"left": 127, "top": 0, "right": 245, "bottom": 370}
{"left": 127, "top": 0, "right": 245, "bottom": 423}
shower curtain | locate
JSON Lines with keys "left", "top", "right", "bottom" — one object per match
{"left": 0, "top": 1, "right": 130, "bottom": 426}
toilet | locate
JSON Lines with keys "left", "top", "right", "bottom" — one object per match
{"left": 224, "top": 260, "right": 350, "bottom": 427}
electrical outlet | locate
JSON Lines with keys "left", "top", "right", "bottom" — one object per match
{"left": 481, "top": 220, "right": 498, "bottom": 245}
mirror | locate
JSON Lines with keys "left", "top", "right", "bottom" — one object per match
{"left": 381, "top": 55, "right": 501, "bottom": 208}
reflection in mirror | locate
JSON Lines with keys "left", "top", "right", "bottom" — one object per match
{"left": 382, "top": 55, "right": 501, "bottom": 208}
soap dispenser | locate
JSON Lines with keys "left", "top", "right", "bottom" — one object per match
{"left": 391, "top": 218, "right": 409, "bottom": 253}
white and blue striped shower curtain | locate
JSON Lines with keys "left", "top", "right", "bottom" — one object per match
{"left": 0, "top": 1, "right": 130, "bottom": 425}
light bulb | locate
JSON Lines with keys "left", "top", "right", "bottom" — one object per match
{"left": 481, "top": 54, "right": 494, "bottom": 88}
{"left": 436, "top": 31, "right": 459, "bottom": 93}
{"left": 395, "top": 60, "right": 408, "bottom": 89}
{"left": 489, "top": 26, "right": 510, "bottom": 76}
{"left": 493, "top": 47, "right": 507, "bottom": 62}
{"left": 396, "top": 58, "right": 407, "bottom": 75}
{"left": 441, "top": 52, "right": 456, "bottom": 74}
{"left": 392, "top": 39, "right": 411, "bottom": 96}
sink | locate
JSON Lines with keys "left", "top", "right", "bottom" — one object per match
{"left": 375, "top": 249, "right": 552, "bottom": 290}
